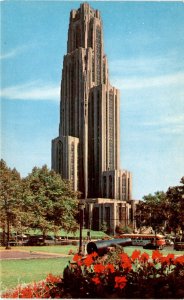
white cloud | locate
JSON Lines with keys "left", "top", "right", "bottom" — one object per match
{"left": 1, "top": 81, "right": 60, "bottom": 101}
{"left": 143, "top": 114, "right": 184, "bottom": 126}
{"left": 109, "top": 52, "right": 183, "bottom": 76}
{"left": 111, "top": 71, "right": 184, "bottom": 90}
{"left": 142, "top": 114, "right": 184, "bottom": 135}
{"left": 160, "top": 125, "right": 184, "bottom": 135}
{"left": 0, "top": 45, "right": 30, "bottom": 60}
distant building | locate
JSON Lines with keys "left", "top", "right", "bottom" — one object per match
{"left": 52, "top": 3, "right": 135, "bottom": 234}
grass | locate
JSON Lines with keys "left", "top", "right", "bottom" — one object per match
{"left": 1, "top": 245, "right": 78, "bottom": 255}
{"left": 1, "top": 245, "right": 183, "bottom": 292}
{"left": 123, "top": 246, "right": 184, "bottom": 256}
{"left": 9, "top": 228, "right": 110, "bottom": 239}
{"left": 0, "top": 258, "right": 69, "bottom": 292}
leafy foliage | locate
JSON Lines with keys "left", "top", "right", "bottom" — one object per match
{"left": 0, "top": 160, "right": 22, "bottom": 244}
{"left": 22, "top": 165, "right": 79, "bottom": 236}
{"left": 135, "top": 177, "right": 184, "bottom": 236}
{"left": 135, "top": 191, "right": 168, "bottom": 233}
{"left": 0, "top": 160, "right": 79, "bottom": 240}
{"left": 166, "top": 177, "right": 184, "bottom": 235}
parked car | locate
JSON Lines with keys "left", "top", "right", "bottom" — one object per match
{"left": 143, "top": 243, "right": 163, "bottom": 250}
{"left": 25, "top": 235, "right": 44, "bottom": 246}
{"left": 44, "top": 235, "right": 56, "bottom": 245}
{"left": 174, "top": 237, "right": 184, "bottom": 251}
{"left": 25, "top": 235, "right": 55, "bottom": 246}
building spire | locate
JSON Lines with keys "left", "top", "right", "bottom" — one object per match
{"left": 52, "top": 3, "right": 132, "bottom": 202}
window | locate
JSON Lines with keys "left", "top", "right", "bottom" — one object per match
{"left": 109, "top": 91, "right": 114, "bottom": 169}
{"left": 75, "top": 25, "right": 81, "bottom": 48}
{"left": 105, "top": 207, "right": 110, "bottom": 231}
{"left": 57, "top": 141, "right": 63, "bottom": 175}
{"left": 122, "top": 174, "right": 126, "bottom": 200}
{"left": 96, "top": 26, "right": 101, "bottom": 84}
{"left": 103, "top": 176, "right": 107, "bottom": 197}
{"left": 70, "top": 142, "right": 75, "bottom": 184}
{"left": 92, "top": 56, "right": 95, "bottom": 82}
{"left": 103, "top": 62, "right": 106, "bottom": 84}
{"left": 109, "top": 175, "right": 113, "bottom": 198}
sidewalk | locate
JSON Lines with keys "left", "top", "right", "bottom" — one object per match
{"left": 0, "top": 249, "right": 70, "bottom": 260}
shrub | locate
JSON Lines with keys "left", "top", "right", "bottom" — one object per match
{"left": 2, "top": 249, "right": 184, "bottom": 298}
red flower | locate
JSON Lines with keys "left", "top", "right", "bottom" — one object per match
{"left": 92, "top": 276, "right": 101, "bottom": 285}
{"left": 159, "top": 253, "right": 175, "bottom": 265}
{"left": 122, "top": 260, "right": 132, "bottom": 270}
{"left": 159, "top": 256, "right": 168, "bottom": 265}
{"left": 6, "top": 289, "right": 20, "bottom": 298}
{"left": 174, "top": 255, "right": 184, "bottom": 265}
{"left": 152, "top": 250, "right": 162, "bottom": 261}
{"left": 131, "top": 249, "right": 141, "bottom": 261}
{"left": 166, "top": 253, "right": 174, "bottom": 261}
{"left": 106, "top": 263, "right": 115, "bottom": 273}
{"left": 91, "top": 251, "right": 98, "bottom": 258}
{"left": 140, "top": 252, "right": 149, "bottom": 263}
{"left": 114, "top": 276, "right": 127, "bottom": 289}
{"left": 94, "top": 263, "right": 105, "bottom": 273}
{"left": 83, "top": 254, "right": 94, "bottom": 267}
{"left": 73, "top": 253, "right": 82, "bottom": 262}
{"left": 120, "top": 252, "right": 129, "bottom": 261}
{"left": 120, "top": 253, "right": 132, "bottom": 270}
{"left": 22, "top": 288, "right": 33, "bottom": 298}
{"left": 46, "top": 273, "right": 61, "bottom": 283}
{"left": 73, "top": 253, "right": 83, "bottom": 266}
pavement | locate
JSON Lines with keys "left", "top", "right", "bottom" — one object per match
{"left": 0, "top": 249, "right": 71, "bottom": 260}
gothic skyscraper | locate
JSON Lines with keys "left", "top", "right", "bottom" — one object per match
{"left": 52, "top": 3, "right": 133, "bottom": 233}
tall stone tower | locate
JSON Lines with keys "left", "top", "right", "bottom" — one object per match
{"left": 52, "top": 3, "right": 133, "bottom": 233}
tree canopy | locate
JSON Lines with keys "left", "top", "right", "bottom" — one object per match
{"left": 135, "top": 177, "right": 184, "bottom": 236}
{"left": 135, "top": 191, "right": 168, "bottom": 234}
{"left": 166, "top": 177, "right": 184, "bottom": 235}
{"left": 22, "top": 165, "right": 79, "bottom": 235}
{"left": 0, "top": 160, "right": 79, "bottom": 241}
{"left": 0, "top": 160, "right": 22, "bottom": 231}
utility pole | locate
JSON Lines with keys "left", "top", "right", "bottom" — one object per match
{"left": 78, "top": 200, "right": 85, "bottom": 255}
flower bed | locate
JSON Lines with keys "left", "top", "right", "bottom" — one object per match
{"left": 2, "top": 248, "right": 184, "bottom": 298}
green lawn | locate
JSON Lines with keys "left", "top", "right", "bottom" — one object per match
{"left": 9, "top": 228, "right": 110, "bottom": 239}
{"left": 123, "top": 246, "right": 184, "bottom": 256}
{"left": 5, "top": 245, "right": 78, "bottom": 255}
{"left": 0, "top": 257, "right": 69, "bottom": 292}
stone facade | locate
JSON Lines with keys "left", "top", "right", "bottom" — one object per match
{"left": 52, "top": 3, "right": 134, "bottom": 234}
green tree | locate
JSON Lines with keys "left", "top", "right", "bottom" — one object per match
{"left": 23, "top": 165, "right": 79, "bottom": 237}
{"left": 166, "top": 177, "right": 184, "bottom": 236}
{"left": 135, "top": 191, "right": 168, "bottom": 234}
{"left": 0, "top": 159, "right": 22, "bottom": 246}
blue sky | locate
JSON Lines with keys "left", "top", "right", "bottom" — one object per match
{"left": 1, "top": 1, "right": 184, "bottom": 200}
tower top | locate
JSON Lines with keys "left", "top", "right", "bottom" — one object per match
{"left": 70, "top": 2, "right": 100, "bottom": 22}
{"left": 67, "top": 2, "right": 103, "bottom": 53}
